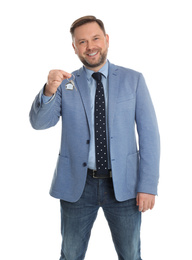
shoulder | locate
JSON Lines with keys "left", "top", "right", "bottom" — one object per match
{"left": 109, "top": 62, "right": 144, "bottom": 87}
{"left": 71, "top": 67, "right": 84, "bottom": 77}
{"left": 109, "top": 62, "right": 142, "bottom": 79}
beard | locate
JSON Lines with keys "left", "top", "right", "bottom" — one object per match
{"left": 78, "top": 48, "right": 108, "bottom": 69}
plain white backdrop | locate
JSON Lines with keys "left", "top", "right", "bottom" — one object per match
{"left": 1, "top": 0, "right": 192, "bottom": 259}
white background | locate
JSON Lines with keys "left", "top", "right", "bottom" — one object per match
{"left": 1, "top": 0, "right": 192, "bottom": 259}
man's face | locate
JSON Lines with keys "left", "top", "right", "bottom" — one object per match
{"left": 72, "top": 22, "right": 109, "bottom": 71}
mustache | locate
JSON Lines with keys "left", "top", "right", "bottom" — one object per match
{"left": 85, "top": 48, "right": 101, "bottom": 54}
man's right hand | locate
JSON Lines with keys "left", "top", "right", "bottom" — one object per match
{"left": 44, "top": 70, "right": 72, "bottom": 96}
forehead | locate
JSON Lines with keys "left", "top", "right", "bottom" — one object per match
{"left": 73, "top": 22, "right": 105, "bottom": 40}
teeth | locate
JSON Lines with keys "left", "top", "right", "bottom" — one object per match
{"left": 88, "top": 52, "right": 97, "bottom": 56}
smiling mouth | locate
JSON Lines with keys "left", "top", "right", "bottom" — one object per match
{"left": 87, "top": 51, "right": 98, "bottom": 57}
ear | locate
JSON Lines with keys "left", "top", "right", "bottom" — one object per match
{"left": 105, "top": 34, "right": 109, "bottom": 48}
{"left": 72, "top": 42, "right": 77, "bottom": 54}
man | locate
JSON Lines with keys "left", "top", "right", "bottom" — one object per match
{"left": 30, "top": 16, "right": 160, "bottom": 260}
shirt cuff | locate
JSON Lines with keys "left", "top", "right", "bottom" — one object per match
{"left": 41, "top": 94, "right": 54, "bottom": 104}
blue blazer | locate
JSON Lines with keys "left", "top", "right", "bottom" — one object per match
{"left": 30, "top": 62, "right": 160, "bottom": 202}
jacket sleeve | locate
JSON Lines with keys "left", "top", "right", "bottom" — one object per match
{"left": 29, "top": 85, "right": 62, "bottom": 130}
{"left": 135, "top": 74, "right": 160, "bottom": 195}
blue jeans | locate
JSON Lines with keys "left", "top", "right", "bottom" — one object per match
{"left": 59, "top": 175, "right": 142, "bottom": 260}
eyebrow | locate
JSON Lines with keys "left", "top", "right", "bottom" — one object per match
{"left": 77, "top": 34, "right": 101, "bottom": 42}
{"left": 92, "top": 34, "right": 101, "bottom": 39}
{"left": 78, "top": 38, "right": 86, "bottom": 42}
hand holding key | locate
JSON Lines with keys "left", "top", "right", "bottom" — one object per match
{"left": 44, "top": 70, "right": 72, "bottom": 96}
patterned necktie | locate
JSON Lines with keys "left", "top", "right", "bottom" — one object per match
{"left": 92, "top": 72, "right": 109, "bottom": 177}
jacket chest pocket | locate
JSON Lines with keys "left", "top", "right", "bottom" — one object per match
{"left": 116, "top": 94, "right": 136, "bottom": 111}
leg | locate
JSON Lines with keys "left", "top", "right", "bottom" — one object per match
{"left": 59, "top": 176, "right": 99, "bottom": 260}
{"left": 103, "top": 198, "right": 142, "bottom": 260}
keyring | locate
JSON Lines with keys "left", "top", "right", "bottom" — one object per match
{"left": 65, "top": 74, "right": 77, "bottom": 91}
{"left": 67, "top": 74, "right": 75, "bottom": 83}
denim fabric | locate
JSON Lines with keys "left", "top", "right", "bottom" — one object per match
{"left": 59, "top": 175, "right": 142, "bottom": 260}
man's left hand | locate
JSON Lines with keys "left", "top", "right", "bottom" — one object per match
{"left": 136, "top": 193, "right": 155, "bottom": 213}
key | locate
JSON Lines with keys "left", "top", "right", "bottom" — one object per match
{"left": 65, "top": 75, "right": 77, "bottom": 91}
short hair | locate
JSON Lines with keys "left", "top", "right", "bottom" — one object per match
{"left": 70, "top": 15, "right": 106, "bottom": 38}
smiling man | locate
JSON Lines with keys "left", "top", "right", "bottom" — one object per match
{"left": 72, "top": 20, "right": 109, "bottom": 70}
{"left": 30, "top": 16, "right": 160, "bottom": 260}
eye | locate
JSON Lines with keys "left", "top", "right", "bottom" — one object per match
{"left": 79, "top": 40, "right": 86, "bottom": 45}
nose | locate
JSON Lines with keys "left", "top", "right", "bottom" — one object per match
{"left": 86, "top": 40, "right": 95, "bottom": 51}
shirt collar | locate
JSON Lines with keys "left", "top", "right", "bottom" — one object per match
{"left": 84, "top": 60, "right": 109, "bottom": 81}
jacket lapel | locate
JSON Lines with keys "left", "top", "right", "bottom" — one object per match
{"left": 108, "top": 63, "right": 119, "bottom": 134}
{"left": 74, "top": 63, "right": 120, "bottom": 136}
{"left": 75, "top": 67, "right": 92, "bottom": 132}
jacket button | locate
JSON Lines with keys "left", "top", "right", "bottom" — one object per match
{"left": 83, "top": 162, "right": 87, "bottom": 167}
{"left": 86, "top": 140, "right": 90, "bottom": 144}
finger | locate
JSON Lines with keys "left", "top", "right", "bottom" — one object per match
{"left": 50, "top": 79, "right": 63, "bottom": 86}
{"left": 59, "top": 70, "right": 72, "bottom": 79}
{"left": 144, "top": 200, "right": 152, "bottom": 212}
{"left": 136, "top": 194, "right": 139, "bottom": 206}
{"left": 51, "top": 75, "right": 65, "bottom": 82}
{"left": 139, "top": 200, "right": 144, "bottom": 212}
{"left": 142, "top": 201, "right": 147, "bottom": 212}
{"left": 144, "top": 199, "right": 153, "bottom": 212}
{"left": 150, "top": 199, "right": 155, "bottom": 210}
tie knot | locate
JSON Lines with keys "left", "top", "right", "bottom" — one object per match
{"left": 92, "top": 72, "right": 102, "bottom": 82}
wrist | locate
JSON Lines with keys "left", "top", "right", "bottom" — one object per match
{"left": 44, "top": 84, "right": 54, "bottom": 96}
